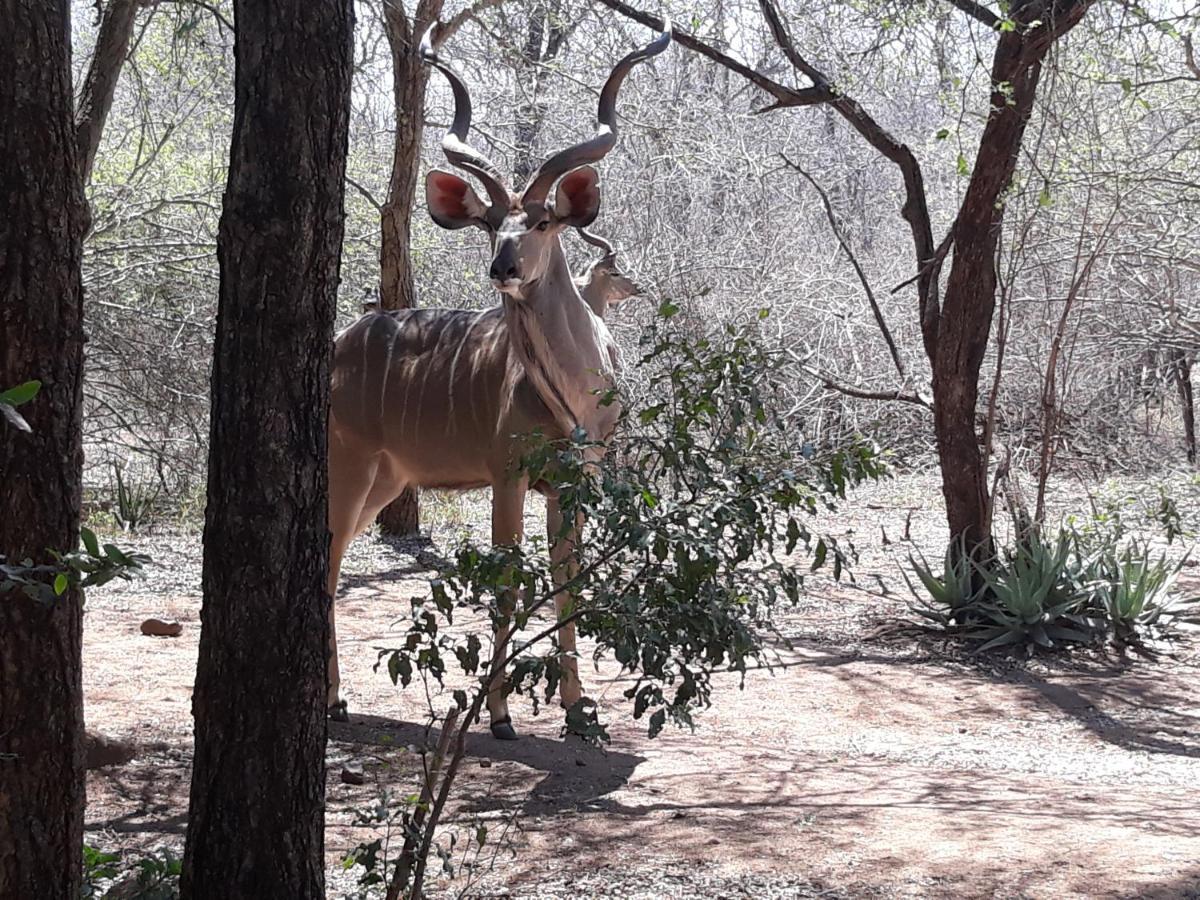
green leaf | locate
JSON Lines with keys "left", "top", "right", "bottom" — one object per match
{"left": 53, "top": 573, "right": 68, "bottom": 596}
{"left": 1037, "top": 185, "right": 1053, "bottom": 208}
{"left": 0, "top": 380, "right": 41, "bottom": 407}
{"left": 811, "top": 539, "right": 828, "bottom": 572}
{"left": 956, "top": 154, "right": 970, "bottom": 177}
{"left": 935, "top": 127, "right": 950, "bottom": 140}
{"left": 658, "top": 299, "right": 679, "bottom": 319}
{"left": 80, "top": 526, "right": 101, "bottom": 558}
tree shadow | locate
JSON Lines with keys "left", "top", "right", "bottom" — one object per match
{"left": 329, "top": 712, "right": 643, "bottom": 818}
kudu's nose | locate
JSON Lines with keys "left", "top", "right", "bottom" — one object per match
{"left": 490, "top": 242, "right": 520, "bottom": 284}
{"left": 490, "top": 260, "right": 519, "bottom": 282}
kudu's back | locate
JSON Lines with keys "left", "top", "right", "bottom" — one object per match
{"left": 330, "top": 307, "right": 561, "bottom": 490}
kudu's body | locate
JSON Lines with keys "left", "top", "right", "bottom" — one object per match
{"left": 326, "top": 20, "right": 668, "bottom": 738}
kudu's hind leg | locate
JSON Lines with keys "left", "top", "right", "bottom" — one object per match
{"left": 546, "top": 496, "right": 583, "bottom": 709}
{"left": 326, "top": 442, "right": 379, "bottom": 721}
{"left": 486, "top": 481, "right": 526, "bottom": 740}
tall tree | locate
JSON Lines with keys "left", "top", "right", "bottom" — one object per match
{"left": 0, "top": 0, "right": 90, "bottom": 895}
{"left": 179, "top": 0, "right": 354, "bottom": 895}
{"left": 76, "top": 0, "right": 150, "bottom": 186}
{"left": 598, "top": 0, "right": 1095, "bottom": 552}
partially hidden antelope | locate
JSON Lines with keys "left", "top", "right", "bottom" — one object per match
{"left": 574, "top": 227, "right": 642, "bottom": 316}
{"left": 326, "top": 20, "right": 670, "bottom": 739}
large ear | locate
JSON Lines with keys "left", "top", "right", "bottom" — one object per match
{"left": 425, "top": 170, "right": 490, "bottom": 230}
{"left": 552, "top": 166, "right": 601, "bottom": 228}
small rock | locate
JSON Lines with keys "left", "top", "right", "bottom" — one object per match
{"left": 140, "top": 618, "right": 182, "bottom": 637}
{"left": 479, "top": 759, "right": 492, "bottom": 768}
{"left": 85, "top": 731, "right": 137, "bottom": 769}
{"left": 575, "top": 758, "right": 586, "bottom": 767}
{"left": 340, "top": 762, "right": 365, "bottom": 785}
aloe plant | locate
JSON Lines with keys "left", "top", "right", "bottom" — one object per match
{"left": 905, "top": 538, "right": 980, "bottom": 628}
{"left": 905, "top": 523, "right": 1195, "bottom": 653}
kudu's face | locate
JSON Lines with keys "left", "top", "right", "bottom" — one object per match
{"left": 419, "top": 15, "right": 670, "bottom": 302}
{"left": 581, "top": 255, "right": 641, "bottom": 310}
{"left": 426, "top": 167, "right": 602, "bottom": 300}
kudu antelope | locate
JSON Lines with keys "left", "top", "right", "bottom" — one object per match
{"left": 574, "top": 228, "right": 642, "bottom": 316}
{"left": 326, "top": 20, "right": 671, "bottom": 738}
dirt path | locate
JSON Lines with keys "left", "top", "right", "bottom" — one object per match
{"left": 82, "top": 474, "right": 1200, "bottom": 898}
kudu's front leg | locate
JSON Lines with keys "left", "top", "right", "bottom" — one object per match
{"left": 546, "top": 495, "right": 583, "bottom": 709}
{"left": 486, "top": 481, "right": 526, "bottom": 740}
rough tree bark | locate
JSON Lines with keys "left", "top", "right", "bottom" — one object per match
{"left": 374, "top": 0, "right": 445, "bottom": 537}
{"left": 179, "top": 0, "right": 353, "bottom": 896}
{"left": 76, "top": 0, "right": 149, "bottom": 186}
{"left": 0, "top": 1, "right": 90, "bottom": 895}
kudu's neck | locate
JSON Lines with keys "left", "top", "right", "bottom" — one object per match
{"left": 503, "top": 237, "right": 616, "bottom": 437}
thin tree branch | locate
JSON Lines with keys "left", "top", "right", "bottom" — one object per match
{"left": 798, "top": 363, "right": 932, "bottom": 409}
{"left": 438, "top": 0, "right": 511, "bottom": 45}
{"left": 592, "top": 0, "right": 830, "bottom": 110}
{"left": 941, "top": 0, "right": 1001, "bottom": 29}
{"left": 755, "top": 0, "right": 942, "bottom": 359}
{"left": 781, "top": 155, "right": 906, "bottom": 381}
{"left": 1185, "top": 34, "right": 1200, "bottom": 79}
{"left": 76, "top": 0, "right": 152, "bottom": 186}
{"left": 346, "top": 174, "right": 384, "bottom": 212}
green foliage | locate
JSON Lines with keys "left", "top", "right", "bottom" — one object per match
{"left": 1, "top": 526, "right": 148, "bottom": 605}
{"left": 909, "top": 521, "right": 1197, "bottom": 653}
{"left": 81, "top": 846, "right": 180, "bottom": 899}
{"left": 0, "top": 379, "right": 40, "bottom": 433}
{"left": 379, "top": 308, "right": 885, "bottom": 744}
{"left": 112, "top": 462, "right": 162, "bottom": 532}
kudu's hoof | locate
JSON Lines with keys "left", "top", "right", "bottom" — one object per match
{"left": 328, "top": 701, "right": 349, "bottom": 723}
{"left": 489, "top": 716, "right": 518, "bottom": 741}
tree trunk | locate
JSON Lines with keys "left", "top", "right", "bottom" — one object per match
{"left": 375, "top": 0, "right": 444, "bottom": 537}
{"left": 76, "top": 0, "right": 144, "bottom": 186}
{"left": 0, "top": 1, "right": 90, "bottom": 895}
{"left": 933, "top": 35, "right": 1046, "bottom": 552}
{"left": 179, "top": 1, "right": 353, "bottom": 896}
{"left": 1173, "top": 349, "right": 1196, "bottom": 465}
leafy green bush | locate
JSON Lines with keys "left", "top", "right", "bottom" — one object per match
{"left": 910, "top": 523, "right": 1197, "bottom": 653}
{"left": 367, "top": 306, "right": 885, "bottom": 897}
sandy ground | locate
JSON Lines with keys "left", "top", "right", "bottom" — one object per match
{"left": 81, "top": 472, "right": 1200, "bottom": 898}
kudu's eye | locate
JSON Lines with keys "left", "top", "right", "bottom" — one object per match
{"left": 535, "top": 220, "right": 550, "bottom": 231}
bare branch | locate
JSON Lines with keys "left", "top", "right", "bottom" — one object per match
{"left": 592, "top": 0, "right": 830, "bottom": 109}
{"left": 345, "top": 174, "right": 383, "bottom": 212}
{"left": 781, "top": 155, "right": 906, "bottom": 382}
{"left": 76, "top": 0, "right": 149, "bottom": 186}
{"left": 1185, "top": 34, "right": 1200, "bottom": 79}
{"left": 940, "top": 0, "right": 1001, "bottom": 29}
{"left": 799, "top": 364, "right": 932, "bottom": 409}
{"left": 757, "top": 0, "right": 942, "bottom": 356}
{"left": 438, "top": 0, "right": 511, "bottom": 45}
